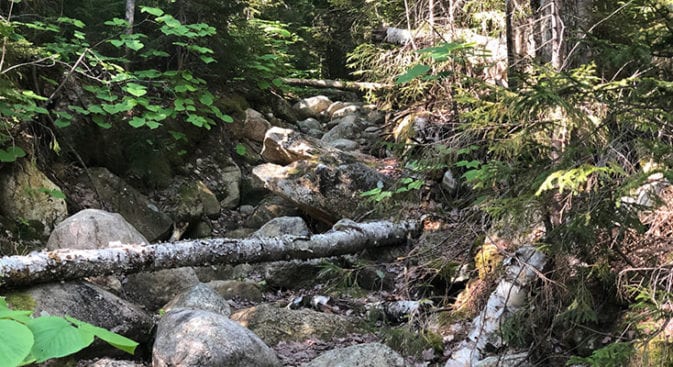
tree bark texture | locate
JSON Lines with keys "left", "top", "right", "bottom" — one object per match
{"left": 0, "top": 219, "right": 419, "bottom": 289}
{"left": 281, "top": 78, "right": 392, "bottom": 91}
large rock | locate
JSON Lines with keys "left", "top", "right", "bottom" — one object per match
{"left": 302, "top": 343, "right": 406, "bottom": 367}
{"left": 231, "top": 303, "right": 363, "bottom": 345}
{"left": 244, "top": 108, "right": 273, "bottom": 142}
{"left": 206, "top": 280, "right": 264, "bottom": 303}
{"left": 245, "top": 195, "right": 299, "bottom": 229}
{"left": 153, "top": 309, "right": 281, "bottom": 367}
{"left": 262, "top": 259, "right": 325, "bottom": 289}
{"left": 0, "top": 160, "right": 67, "bottom": 237}
{"left": 5, "top": 281, "right": 154, "bottom": 344}
{"left": 124, "top": 267, "right": 200, "bottom": 311}
{"left": 293, "top": 96, "right": 332, "bottom": 119}
{"left": 320, "top": 115, "right": 365, "bottom": 143}
{"left": 252, "top": 216, "right": 311, "bottom": 238}
{"left": 88, "top": 167, "right": 172, "bottom": 242}
{"left": 261, "top": 127, "right": 324, "bottom": 165}
{"left": 253, "top": 160, "right": 388, "bottom": 224}
{"left": 47, "top": 209, "right": 148, "bottom": 250}
{"left": 163, "top": 283, "right": 231, "bottom": 317}
{"left": 160, "top": 179, "right": 221, "bottom": 223}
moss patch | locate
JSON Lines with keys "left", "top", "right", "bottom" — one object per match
{"left": 5, "top": 292, "right": 36, "bottom": 311}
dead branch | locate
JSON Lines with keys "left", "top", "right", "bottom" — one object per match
{"left": 281, "top": 78, "right": 393, "bottom": 91}
{"left": 0, "top": 219, "right": 419, "bottom": 289}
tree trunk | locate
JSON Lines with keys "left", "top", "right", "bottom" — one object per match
{"left": 0, "top": 219, "right": 420, "bottom": 289}
{"left": 125, "top": 0, "right": 135, "bottom": 35}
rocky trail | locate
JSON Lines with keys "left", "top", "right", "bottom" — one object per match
{"left": 0, "top": 92, "right": 546, "bottom": 367}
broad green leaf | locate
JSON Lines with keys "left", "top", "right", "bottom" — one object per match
{"left": 56, "top": 17, "right": 85, "bottom": 28}
{"left": 174, "top": 84, "right": 197, "bottom": 93}
{"left": 0, "top": 298, "right": 8, "bottom": 310}
{"left": 123, "top": 83, "right": 147, "bottom": 97}
{"left": 221, "top": 114, "right": 234, "bottom": 123}
{"left": 140, "top": 50, "right": 170, "bottom": 58}
{"left": 109, "top": 39, "right": 124, "bottom": 48}
{"left": 104, "top": 18, "right": 129, "bottom": 27}
{"left": 87, "top": 105, "right": 105, "bottom": 114}
{"left": 129, "top": 117, "right": 146, "bottom": 128}
{"left": 235, "top": 143, "right": 247, "bottom": 156}
{"left": 68, "top": 105, "right": 89, "bottom": 115}
{"left": 396, "top": 64, "right": 431, "bottom": 84}
{"left": 125, "top": 39, "right": 144, "bottom": 51}
{"left": 186, "top": 114, "right": 206, "bottom": 127}
{"left": 0, "top": 146, "right": 26, "bottom": 162}
{"left": 0, "top": 309, "right": 32, "bottom": 321}
{"left": 199, "top": 92, "right": 214, "bottom": 106}
{"left": 272, "top": 78, "right": 284, "bottom": 87}
{"left": 199, "top": 56, "right": 216, "bottom": 64}
{"left": 134, "top": 69, "right": 162, "bottom": 79}
{"left": 26, "top": 317, "right": 94, "bottom": 362}
{"left": 54, "top": 118, "right": 71, "bottom": 128}
{"left": 96, "top": 92, "right": 118, "bottom": 102}
{"left": 101, "top": 104, "right": 118, "bottom": 114}
{"left": 455, "top": 160, "right": 481, "bottom": 169}
{"left": 140, "top": 6, "right": 164, "bottom": 16}
{"left": 146, "top": 120, "right": 161, "bottom": 129}
{"left": 0, "top": 319, "right": 33, "bottom": 367}
{"left": 92, "top": 116, "right": 112, "bottom": 129}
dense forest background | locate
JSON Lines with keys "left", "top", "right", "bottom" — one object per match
{"left": 2, "top": 0, "right": 673, "bottom": 365}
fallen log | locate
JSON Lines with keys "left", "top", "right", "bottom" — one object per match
{"left": 281, "top": 78, "right": 393, "bottom": 91}
{"left": 0, "top": 219, "right": 419, "bottom": 289}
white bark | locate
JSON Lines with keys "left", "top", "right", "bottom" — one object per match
{"left": 0, "top": 219, "right": 419, "bottom": 289}
{"left": 280, "top": 78, "right": 392, "bottom": 91}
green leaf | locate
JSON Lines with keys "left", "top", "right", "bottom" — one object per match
{"left": 169, "top": 130, "right": 187, "bottom": 141}
{"left": 186, "top": 114, "right": 206, "bottom": 127}
{"left": 140, "top": 6, "right": 164, "bottom": 16}
{"left": 65, "top": 317, "right": 138, "bottom": 355}
{"left": 128, "top": 117, "right": 146, "bottom": 128}
{"left": 199, "top": 56, "right": 216, "bottom": 64}
{"left": 455, "top": 160, "right": 481, "bottom": 169}
{"left": 221, "top": 114, "right": 234, "bottom": 123}
{"left": 235, "top": 143, "right": 247, "bottom": 156}
{"left": 0, "top": 309, "right": 32, "bottom": 322}
{"left": 87, "top": 105, "right": 105, "bottom": 114}
{"left": 134, "top": 69, "right": 162, "bottom": 79}
{"left": 199, "top": 92, "right": 214, "bottom": 106}
{"left": 92, "top": 116, "right": 112, "bottom": 129}
{"left": 67, "top": 105, "right": 89, "bottom": 115}
{"left": 0, "top": 319, "right": 33, "bottom": 367}
{"left": 26, "top": 317, "right": 94, "bottom": 362}
{"left": 109, "top": 39, "right": 124, "bottom": 48}
{"left": 125, "top": 39, "right": 144, "bottom": 51}
{"left": 21, "top": 90, "right": 48, "bottom": 101}
{"left": 104, "top": 18, "right": 129, "bottom": 27}
{"left": 123, "top": 83, "right": 147, "bottom": 97}
{"left": 396, "top": 64, "right": 431, "bottom": 84}
{"left": 0, "top": 146, "right": 26, "bottom": 162}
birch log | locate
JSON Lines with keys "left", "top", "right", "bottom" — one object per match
{"left": 0, "top": 219, "right": 419, "bottom": 289}
{"left": 281, "top": 78, "right": 393, "bottom": 91}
